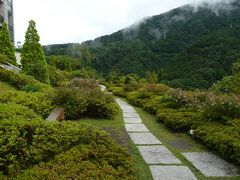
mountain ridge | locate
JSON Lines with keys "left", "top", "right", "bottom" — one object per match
{"left": 44, "top": 0, "right": 240, "bottom": 89}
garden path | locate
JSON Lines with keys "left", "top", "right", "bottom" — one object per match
{"left": 116, "top": 99, "right": 197, "bottom": 180}
{"left": 100, "top": 85, "right": 240, "bottom": 179}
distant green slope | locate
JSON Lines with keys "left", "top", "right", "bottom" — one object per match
{"left": 44, "top": 0, "right": 240, "bottom": 89}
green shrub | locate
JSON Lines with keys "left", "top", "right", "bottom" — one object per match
{"left": 108, "top": 86, "right": 126, "bottom": 97}
{"left": 0, "top": 69, "right": 53, "bottom": 93}
{"left": 0, "top": 53, "right": 8, "bottom": 64}
{"left": 166, "top": 89, "right": 212, "bottom": 109}
{"left": 0, "top": 91, "right": 54, "bottom": 118}
{"left": 71, "top": 67, "right": 97, "bottom": 79}
{"left": 85, "top": 89, "right": 119, "bottom": 119}
{"left": 0, "top": 120, "right": 113, "bottom": 176}
{"left": 126, "top": 90, "right": 151, "bottom": 107}
{"left": 144, "top": 83, "right": 173, "bottom": 95}
{"left": 54, "top": 88, "right": 88, "bottom": 119}
{"left": 156, "top": 108, "right": 179, "bottom": 122}
{"left": 67, "top": 78, "right": 98, "bottom": 90}
{"left": 0, "top": 103, "right": 41, "bottom": 121}
{"left": 157, "top": 108, "right": 200, "bottom": 132}
{"left": 54, "top": 79, "right": 118, "bottom": 119}
{"left": 123, "top": 81, "right": 142, "bottom": 92}
{"left": 48, "top": 65, "right": 70, "bottom": 86}
{"left": 203, "top": 95, "right": 240, "bottom": 123}
{"left": 17, "top": 137, "right": 135, "bottom": 179}
{"left": 194, "top": 122, "right": 240, "bottom": 165}
{"left": 143, "top": 95, "right": 163, "bottom": 114}
{"left": 20, "top": 84, "right": 40, "bottom": 92}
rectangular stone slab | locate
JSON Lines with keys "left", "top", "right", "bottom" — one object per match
{"left": 122, "top": 109, "right": 136, "bottom": 113}
{"left": 125, "top": 124, "right": 149, "bottom": 132}
{"left": 150, "top": 165, "right": 197, "bottom": 180}
{"left": 123, "top": 112, "right": 140, "bottom": 118}
{"left": 128, "top": 132, "right": 161, "bottom": 145}
{"left": 124, "top": 117, "right": 142, "bottom": 124}
{"left": 120, "top": 106, "right": 134, "bottom": 110}
{"left": 138, "top": 145, "right": 181, "bottom": 164}
{"left": 182, "top": 152, "right": 240, "bottom": 177}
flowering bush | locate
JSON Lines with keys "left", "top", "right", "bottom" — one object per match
{"left": 202, "top": 94, "right": 240, "bottom": 123}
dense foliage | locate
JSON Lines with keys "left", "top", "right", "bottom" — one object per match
{"left": 212, "top": 59, "right": 240, "bottom": 93}
{"left": 0, "top": 22, "right": 16, "bottom": 65}
{"left": 0, "top": 69, "right": 52, "bottom": 93}
{"left": 107, "top": 79, "right": 240, "bottom": 165}
{"left": 17, "top": 132, "right": 135, "bottom": 179}
{"left": 54, "top": 79, "right": 118, "bottom": 119}
{"left": 0, "top": 120, "right": 135, "bottom": 178}
{"left": 0, "top": 103, "right": 41, "bottom": 121}
{"left": 21, "top": 20, "right": 50, "bottom": 84}
{"left": 0, "top": 91, "right": 54, "bottom": 118}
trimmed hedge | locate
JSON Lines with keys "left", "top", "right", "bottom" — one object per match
{"left": 194, "top": 121, "right": 240, "bottom": 165}
{"left": 0, "top": 120, "right": 134, "bottom": 177}
{"left": 17, "top": 137, "right": 135, "bottom": 179}
{"left": 0, "top": 69, "right": 53, "bottom": 93}
{"left": 143, "top": 95, "right": 163, "bottom": 114}
{"left": 0, "top": 91, "right": 54, "bottom": 118}
{"left": 156, "top": 108, "right": 200, "bottom": 132}
{"left": 0, "top": 103, "right": 41, "bottom": 121}
{"left": 108, "top": 86, "right": 126, "bottom": 97}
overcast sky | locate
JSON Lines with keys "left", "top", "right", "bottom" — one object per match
{"left": 13, "top": 0, "right": 231, "bottom": 45}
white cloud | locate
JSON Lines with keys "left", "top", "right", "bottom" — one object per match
{"left": 13, "top": 0, "right": 235, "bottom": 45}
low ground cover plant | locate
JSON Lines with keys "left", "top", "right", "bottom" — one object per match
{"left": 0, "top": 91, "right": 54, "bottom": 118}
{"left": 17, "top": 133, "right": 135, "bottom": 179}
{"left": 0, "top": 120, "right": 135, "bottom": 178}
{"left": 0, "top": 103, "right": 41, "bottom": 121}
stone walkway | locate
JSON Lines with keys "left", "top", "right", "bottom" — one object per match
{"left": 116, "top": 99, "right": 197, "bottom": 180}
{"left": 98, "top": 85, "right": 240, "bottom": 179}
{"left": 116, "top": 99, "right": 240, "bottom": 180}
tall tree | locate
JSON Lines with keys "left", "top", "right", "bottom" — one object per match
{"left": 0, "top": 22, "right": 16, "bottom": 65}
{"left": 21, "top": 20, "right": 50, "bottom": 84}
{"left": 212, "top": 59, "right": 240, "bottom": 93}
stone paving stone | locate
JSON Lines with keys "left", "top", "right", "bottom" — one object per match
{"left": 125, "top": 124, "right": 149, "bottom": 132}
{"left": 150, "top": 165, "right": 197, "bottom": 180}
{"left": 128, "top": 132, "right": 161, "bottom": 145}
{"left": 182, "top": 152, "right": 240, "bottom": 177}
{"left": 122, "top": 109, "right": 136, "bottom": 113}
{"left": 123, "top": 112, "right": 140, "bottom": 118}
{"left": 138, "top": 145, "right": 182, "bottom": 164}
{"left": 120, "top": 105, "right": 134, "bottom": 109}
{"left": 119, "top": 105, "right": 134, "bottom": 109}
{"left": 124, "top": 117, "right": 142, "bottom": 124}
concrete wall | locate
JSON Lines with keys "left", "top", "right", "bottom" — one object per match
{"left": 0, "top": 0, "right": 14, "bottom": 42}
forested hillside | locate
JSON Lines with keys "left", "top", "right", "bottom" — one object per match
{"left": 44, "top": 0, "right": 240, "bottom": 89}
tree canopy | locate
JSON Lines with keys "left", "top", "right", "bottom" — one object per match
{"left": 21, "top": 20, "right": 50, "bottom": 84}
{"left": 0, "top": 22, "right": 16, "bottom": 65}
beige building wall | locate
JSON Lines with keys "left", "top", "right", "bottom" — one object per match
{"left": 0, "top": 0, "right": 14, "bottom": 42}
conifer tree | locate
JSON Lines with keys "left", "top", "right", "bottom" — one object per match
{"left": 21, "top": 20, "right": 50, "bottom": 84}
{"left": 0, "top": 22, "right": 17, "bottom": 65}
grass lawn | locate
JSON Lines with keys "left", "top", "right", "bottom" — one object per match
{"left": 0, "top": 81, "right": 16, "bottom": 95}
{"left": 74, "top": 109, "right": 152, "bottom": 180}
